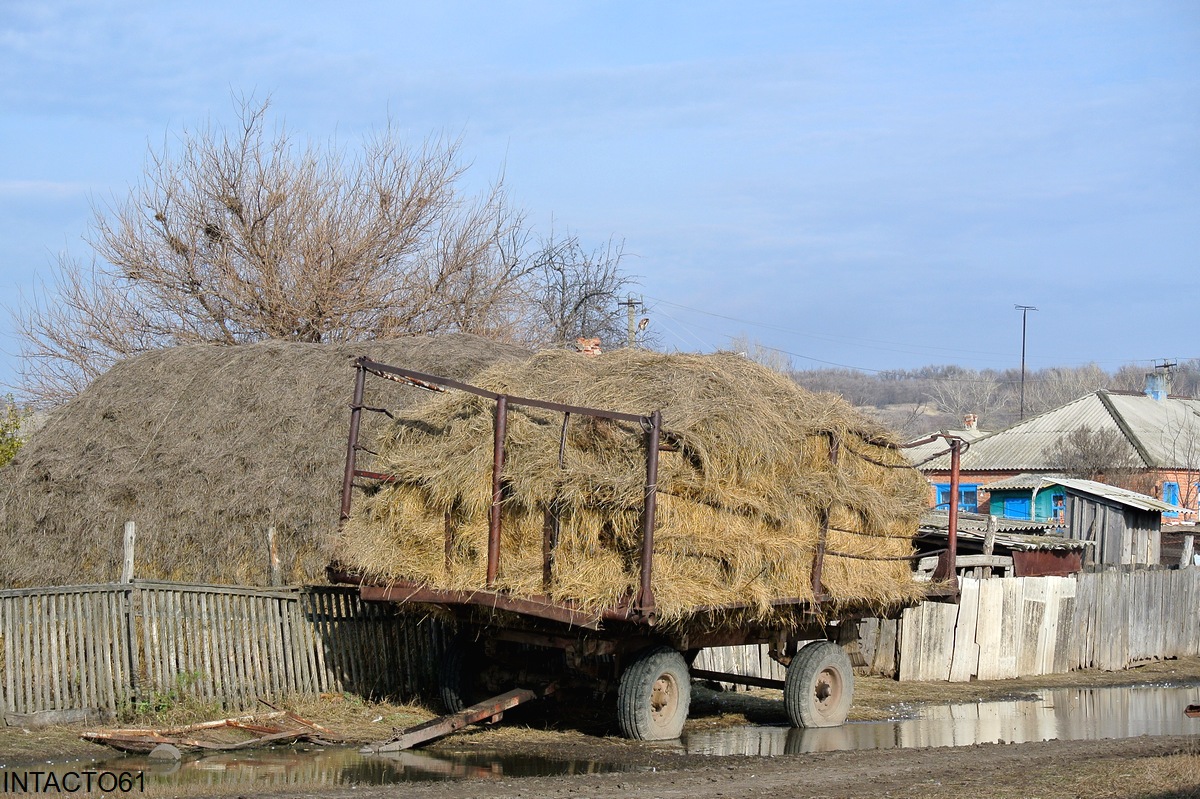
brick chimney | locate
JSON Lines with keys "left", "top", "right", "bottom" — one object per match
{"left": 963, "top": 414, "right": 978, "bottom": 431}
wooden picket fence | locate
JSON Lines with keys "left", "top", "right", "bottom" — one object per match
{"left": 0, "top": 581, "right": 447, "bottom": 717}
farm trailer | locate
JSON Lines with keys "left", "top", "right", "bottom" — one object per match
{"left": 330, "top": 357, "right": 963, "bottom": 746}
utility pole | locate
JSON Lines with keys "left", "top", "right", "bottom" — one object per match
{"left": 618, "top": 294, "right": 643, "bottom": 348}
{"left": 1015, "top": 304, "right": 1037, "bottom": 420}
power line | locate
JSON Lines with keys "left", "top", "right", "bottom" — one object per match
{"left": 643, "top": 294, "right": 1016, "bottom": 361}
{"left": 642, "top": 294, "right": 1197, "bottom": 377}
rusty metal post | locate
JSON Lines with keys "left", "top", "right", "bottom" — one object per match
{"left": 339, "top": 360, "right": 367, "bottom": 523}
{"left": 487, "top": 395, "right": 509, "bottom": 587}
{"left": 811, "top": 433, "right": 839, "bottom": 599}
{"left": 635, "top": 410, "right": 662, "bottom": 617}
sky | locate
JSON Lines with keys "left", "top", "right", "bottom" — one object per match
{"left": 1, "top": 1, "right": 1197, "bottom": 393}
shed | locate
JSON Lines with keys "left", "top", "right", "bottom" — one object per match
{"left": 981, "top": 474, "right": 1185, "bottom": 567}
{"left": 1055, "top": 477, "right": 1181, "bottom": 567}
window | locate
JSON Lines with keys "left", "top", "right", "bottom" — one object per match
{"left": 1163, "top": 481, "right": 1181, "bottom": 518}
{"left": 934, "top": 483, "right": 980, "bottom": 513}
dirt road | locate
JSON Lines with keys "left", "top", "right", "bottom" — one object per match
{"left": 259, "top": 735, "right": 1200, "bottom": 799}
{"left": 4, "top": 659, "right": 1198, "bottom": 798}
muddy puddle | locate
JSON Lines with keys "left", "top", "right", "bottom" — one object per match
{"left": 31, "top": 681, "right": 1200, "bottom": 789}
{"left": 46, "top": 746, "right": 631, "bottom": 792}
{"left": 682, "top": 682, "right": 1200, "bottom": 756}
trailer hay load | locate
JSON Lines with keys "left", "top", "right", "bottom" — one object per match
{"left": 331, "top": 348, "right": 931, "bottom": 744}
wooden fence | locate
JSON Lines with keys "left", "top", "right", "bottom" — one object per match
{"left": 893, "top": 567, "right": 1200, "bottom": 681}
{"left": 0, "top": 581, "right": 447, "bottom": 717}
{"left": 690, "top": 567, "right": 1200, "bottom": 686}
{"left": 5, "top": 568, "right": 1195, "bottom": 715}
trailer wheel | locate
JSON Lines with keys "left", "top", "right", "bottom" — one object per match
{"left": 438, "top": 635, "right": 482, "bottom": 713}
{"left": 784, "top": 641, "right": 853, "bottom": 728}
{"left": 617, "top": 646, "right": 690, "bottom": 741}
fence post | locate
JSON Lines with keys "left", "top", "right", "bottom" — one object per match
{"left": 267, "top": 527, "right": 281, "bottom": 586}
{"left": 120, "top": 522, "right": 136, "bottom": 584}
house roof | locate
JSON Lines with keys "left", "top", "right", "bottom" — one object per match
{"left": 913, "top": 390, "right": 1200, "bottom": 473}
{"left": 981, "top": 473, "right": 1185, "bottom": 514}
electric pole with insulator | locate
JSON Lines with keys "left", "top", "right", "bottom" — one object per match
{"left": 619, "top": 294, "right": 644, "bottom": 348}
{"left": 1015, "top": 304, "right": 1037, "bottom": 420}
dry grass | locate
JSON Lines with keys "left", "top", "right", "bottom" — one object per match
{"left": 332, "top": 349, "right": 929, "bottom": 624}
{"left": 0, "top": 334, "right": 528, "bottom": 587}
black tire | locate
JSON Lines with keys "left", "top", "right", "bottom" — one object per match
{"left": 616, "top": 645, "right": 691, "bottom": 740}
{"left": 784, "top": 640, "right": 854, "bottom": 728}
{"left": 438, "top": 635, "right": 482, "bottom": 713}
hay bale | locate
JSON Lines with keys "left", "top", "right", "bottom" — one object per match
{"left": 331, "top": 349, "right": 929, "bottom": 625}
{"left": 0, "top": 335, "right": 528, "bottom": 587}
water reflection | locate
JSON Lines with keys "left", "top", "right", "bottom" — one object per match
{"left": 32, "top": 682, "right": 1200, "bottom": 788}
{"left": 681, "top": 683, "right": 1200, "bottom": 756}
{"left": 78, "top": 746, "right": 627, "bottom": 790}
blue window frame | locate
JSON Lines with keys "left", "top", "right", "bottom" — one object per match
{"left": 1163, "top": 481, "right": 1181, "bottom": 518}
{"left": 934, "top": 483, "right": 979, "bottom": 513}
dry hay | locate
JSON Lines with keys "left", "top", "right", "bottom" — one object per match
{"left": 0, "top": 334, "right": 528, "bottom": 587}
{"left": 331, "top": 348, "right": 930, "bottom": 625}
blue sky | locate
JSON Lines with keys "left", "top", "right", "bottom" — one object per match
{"left": 1, "top": 1, "right": 1197, "bottom": 391}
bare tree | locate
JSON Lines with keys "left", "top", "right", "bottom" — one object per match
{"left": 1153, "top": 406, "right": 1200, "bottom": 512}
{"left": 14, "top": 97, "right": 527, "bottom": 405}
{"left": 518, "top": 229, "right": 636, "bottom": 350}
{"left": 1023, "top": 363, "right": 1110, "bottom": 415}
{"left": 1051, "top": 427, "right": 1143, "bottom": 484}
{"left": 728, "top": 335, "right": 792, "bottom": 373}
{"left": 926, "top": 366, "right": 1005, "bottom": 426}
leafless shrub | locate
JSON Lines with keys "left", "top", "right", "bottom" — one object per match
{"left": 1050, "top": 427, "right": 1143, "bottom": 483}
{"left": 13, "top": 97, "right": 529, "bottom": 406}
{"left": 517, "top": 229, "right": 637, "bottom": 350}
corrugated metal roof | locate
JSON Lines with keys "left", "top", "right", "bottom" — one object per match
{"left": 917, "top": 510, "right": 1085, "bottom": 551}
{"left": 919, "top": 509, "right": 1052, "bottom": 534}
{"left": 981, "top": 473, "right": 1067, "bottom": 491}
{"left": 978, "top": 473, "right": 1184, "bottom": 515}
{"left": 912, "top": 391, "right": 1200, "bottom": 472}
{"left": 1101, "top": 393, "right": 1200, "bottom": 468}
{"left": 1053, "top": 476, "right": 1189, "bottom": 513}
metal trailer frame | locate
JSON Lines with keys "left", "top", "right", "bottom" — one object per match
{"left": 332, "top": 356, "right": 963, "bottom": 743}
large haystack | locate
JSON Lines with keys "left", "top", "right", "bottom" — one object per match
{"left": 331, "top": 349, "right": 929, "bottom": 625}
{"left": 0, "top": 335, "right": 528, "bottom": 587}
